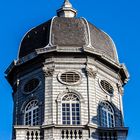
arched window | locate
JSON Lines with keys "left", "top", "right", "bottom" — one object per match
{"left": 100, "top": 102, "right": 115, "bottom": 128}
{"left": 62, "top": 93, "right": 80, "bottom": 125}
{"left": 24, "top": 100, "right": 39, "bottom": 126}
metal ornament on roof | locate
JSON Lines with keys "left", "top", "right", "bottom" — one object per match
{"left": 63, "top": 0, "right": 72, "bottom": 8}
{"left": 57, "top": 0, "right": 77, "bottom": 18}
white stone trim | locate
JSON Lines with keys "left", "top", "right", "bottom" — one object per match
{"left": 81, "top": 17, "right": 92, "bottom": 48}
{"left": 45, "top": 16, "right": 57, "bottom": 48}
{"left": 102, "top": 30, "right": 119, "bottom": 63}
{"left": 56, "top": 89, "right": 85, "bottom": 125}
{"left": 57, "top": 70, "right": 82, "bottom": 86}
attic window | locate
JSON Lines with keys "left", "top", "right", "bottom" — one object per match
{"left": 59, "top": 71, "right": 81, "bottom": 85}
{"left": 24, "top": 78, "right": 40, "bottom": 93}
{"left": 100, "top": 80, "right": 114, "bottom": 95}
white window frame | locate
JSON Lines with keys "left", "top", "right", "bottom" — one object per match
{"left": 61, "top": 94, "right": 81, "bottom": 125}
{"left": 24, "top": 100, "right": 39, "bottom": 126}
{"left": 58, "top": 70, "right": 82, "bottom": 86}
{"left": 100, "top": 102, "right": 115, "bottom": 128}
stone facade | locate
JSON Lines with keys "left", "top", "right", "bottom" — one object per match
{"left": 5, "top": 0, "right": 129, "bottom": 140}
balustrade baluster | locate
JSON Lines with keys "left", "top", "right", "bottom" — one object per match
{"left": 35, "top": 131, "right": 38, "bottom": 140}
{"left": 26, "top": 131, "right": 30, "bottom": 140}
{"left": 61, "top": 129, "right": 82, "bottom": 140}
{"left": 74, "top": 130, "right": 77, "bottom": 139}
{"left": 61, "top": 130, "right": 64, "bottom": 139}
{"left": 31, "top": 131, "right": 34, "bottom": 140}
{"left": 70, "top": 130, "right": 73, "bottom": 139}
{"left": 29, "top": 131, "right": 32, "bottom": 140}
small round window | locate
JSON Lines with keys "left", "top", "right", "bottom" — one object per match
{"left": 59, "top": 71, "right": 81, "bottom": 85}
{"left": 24, "top": 78, "right": 40, "bottom": 93}
{"left": 100, "top": 80, "right": 114, "bottom": 95}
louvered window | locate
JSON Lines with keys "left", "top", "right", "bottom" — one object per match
{"left": 100, "top": 80, "right": 114, "bottom": 95}
{"left": 24, "top": 78, "right": 39, "bottom": 93}
{"left": 60, "top": 72, "right": 80, "bottom": 84}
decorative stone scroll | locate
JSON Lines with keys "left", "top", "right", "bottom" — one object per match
{"left": 43, "top": 66, "right": 55, "bottom": 77}
{"left": 86, "top": 66, "right": 98, "bottom": 78}
{"left": 117, "top": 83, "right": 124, "bottom": 95}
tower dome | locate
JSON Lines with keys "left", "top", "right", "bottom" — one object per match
{"left": 5, "top": 1, "right": 129, "bottom": 140}
{"left": 19, "top": 17, "right": 118, "bottom": 62}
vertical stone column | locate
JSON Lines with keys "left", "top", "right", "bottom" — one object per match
{"left": 53, "top": 128, "right": 62, "bottom": 140}
{"left": 43, "top": 66, "right": 54, "bottom": 125}
{"left": 89, "top": 128, "right": 98, "bottom": 140}
{"left": 118, "top": 83, "right": 125, "bottom": 126}
{"left": 83, "top": 129, "right": 89, "bottom": 140}
{"left": 86, "top": 65, "right": 98, "bottom": 125}
{"left": 43, "top": 128, "right": 54, "bottom": 140}
{"left": 15, "top": 129, "right": 26, "bottom": 140}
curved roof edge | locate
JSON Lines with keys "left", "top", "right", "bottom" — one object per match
{"left": 102, "top": 30, "right": 119, "bottom": 63}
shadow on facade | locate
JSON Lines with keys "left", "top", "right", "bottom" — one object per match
{"left": 91, "top": 100, "right": 127, "bottom": 139}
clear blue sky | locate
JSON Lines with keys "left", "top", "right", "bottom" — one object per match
{"left": 0, "top": 0, "right": 139, "bottom": 139}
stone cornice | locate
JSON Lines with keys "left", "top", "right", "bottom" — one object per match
{"left": 5, "top": 46, "right": 129, "bottom": 86}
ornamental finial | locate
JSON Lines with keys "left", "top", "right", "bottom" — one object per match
{"left": 57, "top": 0, "right": 77, "bottom": 18}
{"left": 63, "top": 0, "right": 72, "bottom": 8}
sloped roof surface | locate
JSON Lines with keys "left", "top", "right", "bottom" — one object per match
{"left": 19, "top": 17, "right": 118, "bottom": 62}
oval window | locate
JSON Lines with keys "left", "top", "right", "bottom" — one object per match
{"left": 24, "top": 78, "right": 40, "bottom": 93}
{"left": 59, "top": 71, "right": 81, "bottom": 85}
{"left": 100, "top": 80, "right": 114, "bottom": 95}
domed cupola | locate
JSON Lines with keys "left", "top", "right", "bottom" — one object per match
{"left": 18, "top": 0, "right": 119, "bottom": 63}
{"left": 5, "top": 1, "right": 129, "bottom": 140}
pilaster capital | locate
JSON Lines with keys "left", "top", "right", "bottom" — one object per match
{"left": 43, "top": 66, "right": 55, "bottom": 77}
{"left": 86, "top": 65, "right": 98, "bottom": 78}
{"left": 117, "top": 83, "right": 124, "bottom": 95}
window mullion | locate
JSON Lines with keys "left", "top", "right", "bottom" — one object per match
{"left": 106, "top": 110, "right": 109, "bottom": 127}
{"left": 70, "top": 101, "right": 72, "bottom": 125}
{"left": 70, "top": 100, "right": 72, "bottom": 125}
{"left": 113, "top": 113, "right": 115, "bottom": 127}
{"left": 31, "top": 110, "right": 33, "bottom": 126}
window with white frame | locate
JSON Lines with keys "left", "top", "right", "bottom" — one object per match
{"left": 62, "top": 93, "right": 80, "bottom": 125}
{"left": 100, "top": 102, "right": 115, "bottom": 128}
{"left": 24, "top": 100, "right": 39, "bottom": 126}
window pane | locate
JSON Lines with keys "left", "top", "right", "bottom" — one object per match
{"left": 76, "top": 104, "right": 79, "bottom": 107}
{"left": 72, "top": 104, "right": 75, "bottom": 107}
{"left": 100, "top": 103, "right": 115, "bottom": 128}
{"left": 67, "top": 112, "right": 70, "bottom": 116}
{"left": 72, "top": 103, "right": 80, "bottom": 125}
{"left": 62, "top": 96, "right": 80, "bottom": 125}
{"left": 62, "top": 103, "right": 71, "bottom": 125}
{"left": 24, "top": 100, "right": 39, "bottom": 126}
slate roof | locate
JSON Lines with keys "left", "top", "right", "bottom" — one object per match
{"left": 19, "top": 17, "right": 118, "bottom": 62}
